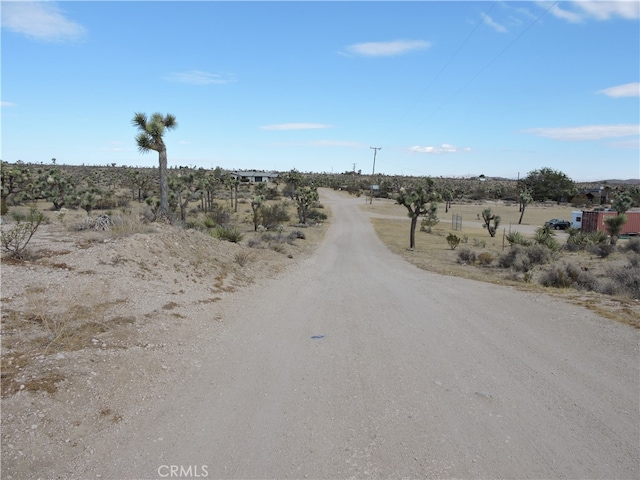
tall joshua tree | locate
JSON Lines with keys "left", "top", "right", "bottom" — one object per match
{"left": 132, "top": 112, "right": 178, "bottom": 217}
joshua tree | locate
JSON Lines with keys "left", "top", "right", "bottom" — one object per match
{"left": 132, "top": 112, "right": 178, "bottom": 217}
{"left": 481, "top": 208, "right": 501, "bottom": 237}
{"left": 605, "top": 215, "right": 627, "bottom": 246}
{"left": 396, "top": 179, "right": 440, "bottom": 249}
{"left": 518, "top": 187, "right": 533, "bottom": 225}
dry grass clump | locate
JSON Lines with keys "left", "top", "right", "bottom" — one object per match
{"left": 0, "top": 285, "right": 129, "bottom": 397}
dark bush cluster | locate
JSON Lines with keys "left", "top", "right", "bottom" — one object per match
{"left": 259, "top": 202, "right": 290, "bottom": 230}
{"left": 539, "top": 263, "right": 599, "bottom": 290}
{"left": 498, "top": 245, "right": 554, "bottom": 272}
{"left": 457, "top": 248, "right": 477, "bottom": 265}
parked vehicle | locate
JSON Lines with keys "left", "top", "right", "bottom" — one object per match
{"left": 545, "top": 218, "right": 571, "bottom": 230}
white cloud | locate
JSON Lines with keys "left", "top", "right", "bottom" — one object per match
{"left": 573, "top": 0, "right": 640, "bottom": 20}
{"left": 260, "top": 123, "right": 332, "bottom": 131}
{"left": 1, "top": 101, "right": 16, "bottom": 107}
{"left": 1, "top": 1, "right": 86, "bottom": 42}
{"left": 343, "top": 40, "right": 431, "bottom": 57}
{"left": 483, "top": 14, "right": 508, "bottom": 33}
{"left": 542, "top": 0, "right": 640, "bottom": 23}
{"left": 597, "top": 82, "right": 640, "bottom": 98}
{"left": 165, "top": 70, "right": 237, "bottom": 85}
{"left": 522, "top": 124, "right": 640, "bottom": 141}
{"left": 408, "top": 144, "right": 471, "bottom": 154}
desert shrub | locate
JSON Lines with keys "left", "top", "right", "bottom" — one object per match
{"left": 307, "top": 209, "right": 327, "bottom": 222}
{"left": 247, "top": 237, "right": 263, "bottom": 248}
{"left": 234, "top": 250, "right": 252, "bottom": 267}
{"left": 565, "top": 230, "right": 609, "bottom": 252}
{"left": 533, "top": 226, "right": 560, "bottom": 251}
{"left": 472, "top": 238, "right": 486, "bottom": 248}
{"left": 575, "top": 269, "right": 601, "bottom": 291}
{"left": 539, "top": 263, "right": 578, "bottom": 288}
{"left": 498, "top": 247, "right": 531, "bottom": 272}
{"left": 259, "top": 202, "right": 290, "bottom": 230}
{"left": 526, "top": 244, "right": 554, "bottom": 265}
{"left": 457, "top": 248, "right": 476, "bottom": 265}
{"left": 213, "top": 226, "right": 243, "bottom": 243}
{"left": 1, "top": 206, "right": 45, "bottom": 259}
{"left": 604, "top": 260, "right": 640, "bottom": 299}
{"left": 270, "top": 243, "right": 287, "bottom": 254}
{"left": 477, "top": 252, "right": 495, "bottom": 265}
{"left": 623, "top": 238, "right": 640, "bottom": 254}
{"left": 505, "top": 231, "right": 532, "bottom": 247}
{"left": 446, "top": 233, "right": 461, "bottom": 250}
{"left": 589, "top": 243, "right": 616, "bottom": 258}
{"left": 288, "top": 230, "right": 306, "bottom": 240}
{"left": 207, "top": 203, "right": 232, "bottom": 227}
{"left": 202, "top": 217, "right": 216, "bottom": 229}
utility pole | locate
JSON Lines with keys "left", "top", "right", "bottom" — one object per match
{"left": 369, "top": 147, "right": 381, "bottom": 204}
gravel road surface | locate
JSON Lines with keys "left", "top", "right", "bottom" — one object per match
{"left": 66, "top": 189, "right": 639, "bottom": 479}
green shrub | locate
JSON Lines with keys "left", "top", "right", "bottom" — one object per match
{"left": 213, "top": 226, "right": 244, "bottom": 243}
{"left": 505, "top": 231, "right": 532, "bottom": 247}
{"left": 259, "top": 202, "right": 290, "bottom": 230}
{"left": 307, "top": 209, "right": 327, "bottom": 222}
{"left": 446, "top": 233, "right": 461, "bottom": 250}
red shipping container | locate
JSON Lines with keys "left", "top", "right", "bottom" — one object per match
{"left": 581, "top": 211, "right": 640, "bottom": 235}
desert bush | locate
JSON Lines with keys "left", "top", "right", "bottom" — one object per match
{"left": 446, "top": 233, "right": 461, "bottom": 250}
{"left": 604, "top": 260, "right": 640, "bottom": 299}
{"left": 207, "top": 203, "right": 232, "bottom": 227}
{"left": 525, "top": 244, "right": 554, "bottom": 265}
{"left": 234, "top": 250, "right": 252, "bottom": 267}
{"left": 623, "top": 238, "right": 640, "bottom": 254}
{"left": 457, "top": 248, "right": 476, "bottom": 265}
{"left": 539, "top": 263, "right": 582, "bottom": 288}
{"left": 533, "top": 225, "right": 560, "bottom": 251}
{"left": 498, "top": 247, "right": 531, "bottom": 272}
{"left": 589, "top": 243, "right": 616, "bottom": 258}
{"left": 1, "top": 206, "right": 45, "bottom": 259}
{"left": 472, "top": 238, "right": 486, "bottom": 248}
{"left": 306, "top": 208, "right": 327, "bottom": 222}
{"left": 565, "top": 230, "right": 609, "bottom": 252}
{"left": 213, "top": 226, "right": 243, "bottom": 243}
{"left": 288, "top": 230, "right": 306, "bottom": 240}
{"left": 477, "top": 252, "right": 495, "bottom": 265}
{"left": 246, "top": 237, "right": 263, "bottom": 249}
{"left": 259, "top": 202, "right": 290, "bottom": 230}
{"left": 505, "top": 231, "right": 532, "bottom": 247}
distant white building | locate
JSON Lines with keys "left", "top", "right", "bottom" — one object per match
{"left": 230, "top": 171, "right": 279, "bottom": 183}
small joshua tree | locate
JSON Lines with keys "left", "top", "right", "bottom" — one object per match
{"left": 481, "top": 208, "right": 500, "bottom": 237}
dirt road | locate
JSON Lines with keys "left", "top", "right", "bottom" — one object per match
{"left": 66, "top": 189, "right": 638, "bottom": 479}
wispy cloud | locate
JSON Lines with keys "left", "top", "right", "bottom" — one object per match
{"left": 597, "top": 82, "right": 640, "bottom": 98}
{"left": 342, "top": 40, "right": 431, "bottom": 57}
{"left": 542, "top": 0, "right": 640, "bottom": 23}
{"left": 483, "top": 14, "right": 508, "bottom": 33}
{"left": 1, "top": 101, "right": 16, "bottom": 107}
{"left": 522, "top": 124, "right": 640, "bottom": 141}
{"left": 408, "top": 144, "right": 471, "bottom": 154}
{"left": 1, "top": 1, "right": 86, "bottom": 42}
{"left": 260, "top": 123, "right": 332, "bottom": 131}
{"left": 165, "top": 70, "right": 237, "bottom": 85}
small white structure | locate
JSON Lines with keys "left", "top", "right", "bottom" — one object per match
{"left": 571, "top": 211, "right": 583, "bottom": 230}
{"left": 231, "top": 171, "right": 279, "bottom": 183}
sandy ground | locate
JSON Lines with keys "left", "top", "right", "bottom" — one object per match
{"left": 2, "top": 189, "right": 639, "bottom": 479}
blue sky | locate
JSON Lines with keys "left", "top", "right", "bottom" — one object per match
{"left": 2, "top": 1, "right": 639, "bottom": 181}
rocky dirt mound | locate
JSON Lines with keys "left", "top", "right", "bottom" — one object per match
{"left": 0, "top": 219, "right": 307, "bottom": 479}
